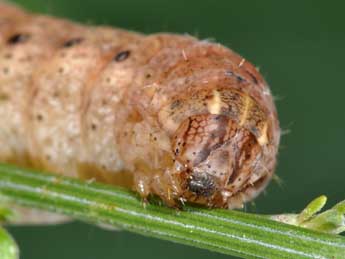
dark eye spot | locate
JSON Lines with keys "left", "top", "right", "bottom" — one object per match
{"left": 62, "top": 37, "right": 84, "bottom": 48}
{"left": 7, "top": 33, "right": 30, "bottom": 45}
{"left": 114, "top": 50, "right": 130, "bottom": 62}
{"left": 188, "top": 173, "right": 215, "bottom": 197}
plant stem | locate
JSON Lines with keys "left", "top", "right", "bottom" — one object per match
{"left": 0, "top": 164, "right": 344, "bottom": 259}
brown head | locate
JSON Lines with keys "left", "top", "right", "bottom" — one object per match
{"left": 158, "top": 80, "right": 280, "bottom": 209}
{"left": 138, "top": 37, "right": 280, "bottom": 208}
{"left": 172, "top": 112, "right": 271, "bottom": 208}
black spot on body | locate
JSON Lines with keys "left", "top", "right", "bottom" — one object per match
{"left": 114, "top": 50, "right": 130, "bottom": 62}
{"left": 63, "top": 37, "right": 83, "bottom": 48}
{"left": 7, "top": 33, "right": 30, "bottom": 45}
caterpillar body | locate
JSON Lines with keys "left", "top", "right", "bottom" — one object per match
{"left": 0, "top": 3, "right": 280, "bottom": 215}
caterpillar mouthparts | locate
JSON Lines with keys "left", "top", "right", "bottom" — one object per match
{"left": 0, "top": 3, "right": 280, "bottom": 214}
{"left": 172, "top": 114, "right": 265, "bottom": 208}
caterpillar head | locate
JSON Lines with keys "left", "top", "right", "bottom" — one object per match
{"left": 159, "top": 88, "right": 279, "bottom": 208}
{"left": 172, "top": 114, "right": 271, "bottom": 208}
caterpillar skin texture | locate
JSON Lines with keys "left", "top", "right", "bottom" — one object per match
{"left": 0, "top": 3, "right": 280, "bottom": 210}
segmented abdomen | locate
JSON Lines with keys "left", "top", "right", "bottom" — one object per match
{"left": 0, "top": 3, "right": 280, "bottom": 210}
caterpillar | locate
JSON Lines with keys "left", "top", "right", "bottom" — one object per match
{"left": 0, "top": 2, "right": 280, "bottom": 214}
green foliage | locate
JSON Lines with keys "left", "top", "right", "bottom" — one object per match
{"left": 270, "top": 195, "right": 345, "bottom": 234}
{"left": 0, "top": 227, "right": 18, "bottom": 259}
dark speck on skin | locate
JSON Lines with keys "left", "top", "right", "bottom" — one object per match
{"left": 226, "top": 70, "right": 247, "bottom": 84}
{"left": 63, "top": 37, "right": 84, "bottom": 48}
{"left": 36, "top": 114, "right": 43, "bottom": 121}
{"left": 7, "top": 33, "right": 30, "bottom": 45}
{"left": 236, "top": 75, "right": 245, "bottom": 83}
{"left": 114, "top": 50, "right": 130, "bottom": 62}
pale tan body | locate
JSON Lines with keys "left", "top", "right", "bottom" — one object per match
{"left": 0, "top": 3, "right": 280, "bottom": 223}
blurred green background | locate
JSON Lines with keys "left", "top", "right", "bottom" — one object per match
{"left": 5, "top": 0, "right": 345, "bottom": 258}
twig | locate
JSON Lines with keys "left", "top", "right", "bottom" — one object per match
{"left": 0, "top": 164, "right": 344, "bottom": 259}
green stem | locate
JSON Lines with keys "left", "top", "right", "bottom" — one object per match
{"left": 0, "top": 164, "right": 344, "bottom": 259}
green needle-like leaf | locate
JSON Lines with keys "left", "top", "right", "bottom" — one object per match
{"left": 270, "top": 196, "right": 345, "bottom": 235}
{"left": 298, "top": 195, "right": 327, "bottom": 223}
{"left": 0, "top": 227, "right": 19, "bottom": 259}
{"left": 0, "top": 163, "right": 344, "bottom": 259}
